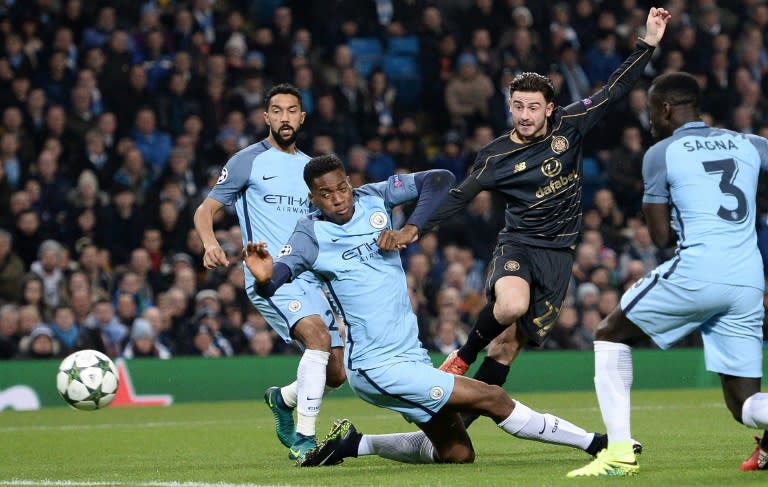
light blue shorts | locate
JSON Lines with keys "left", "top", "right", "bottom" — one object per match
{"left": 247, "top": 273, "right": 343, "bottom": 348}
{"left": 347, "top": 353, "right": 455, "bottom": 424}
{"left": 621, "top": 264, "right": 764, "bottom": 378}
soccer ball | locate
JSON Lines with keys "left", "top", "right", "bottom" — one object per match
{"left": 56, "top": 349, "right": 119, "bottom": 410}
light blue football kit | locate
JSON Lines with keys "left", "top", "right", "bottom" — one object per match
{"left": 622, "top": 121, "right": 768, "bottom": 377}
{"left": 208, "top": 139, "right": 341, "bottom": 347}
{"left": 271, "top": 174, "right": 454, "bottom": 423}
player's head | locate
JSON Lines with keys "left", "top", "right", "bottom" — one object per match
{"left": 648, "top": 71, "right": 701, "bottom": 139}
{"left": 507, "top": 72, "right": 555, "bottom": 142}
{"left": 304, "top": 154, "right": 354, "bottom": 225}
{"left": 264, "top": 83, "right": 305, "bottom": 149}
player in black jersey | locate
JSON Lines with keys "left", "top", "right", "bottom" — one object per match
{"left": 427, "top": 6, "right": 671, "bottom": 426}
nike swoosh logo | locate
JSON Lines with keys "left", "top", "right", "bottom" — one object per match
{"left": 331, "top": 238, "right": 340, "bottom": 242}
{"left": 290, "top": 448, "right": 302, "bottom": 458}
{"left": 262, "top": 175, "right": 278, "bottom": 180}
{"left": 306, "top": 396, "right": 322, "bottom": 401}
{"left": 538, "top": 417, "right": 546, "bottom": 435}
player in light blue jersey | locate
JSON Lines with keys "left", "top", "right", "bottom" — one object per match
{"left": 568, "top": 72, "right": 768, "bottom": 478}
{"left": 245, "top": 155, "right": 621, "bottom": 467}
{"left": 193, "top": 84, "right": 345, "bottom": 462}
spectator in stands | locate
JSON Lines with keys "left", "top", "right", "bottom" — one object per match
{"left": 0, "top": 230, "right": 25, "bottom": 305}
{"left": 122, "top": 316, "right": 172, "bottom": 359}
{"left": 444, "top": 53, "right": 494, "bottom": 132}
{"left": 0, "top": 304, "right": 20, "bottom": 359}
{"left": 30, "top": 239, "right": 67, "bottom": 311}
{"left": 16, "top": 324, "right": 61, "bottom": 359}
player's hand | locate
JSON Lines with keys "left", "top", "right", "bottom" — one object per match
{"left": 376, "top": 225, "right": 419, "bottom": 251}
{"left": 643, "top": 7, "right": 671, "bottom": 46}
{"left": 242, "top": 241, "right": 273, "bottom": 283}
{"left": 203, "top": 244, "right": 229, "bottom": 269}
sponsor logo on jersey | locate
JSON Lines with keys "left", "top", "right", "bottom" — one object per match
{"left": 279, "top": 244, "right": 292, "bottom": 257}
{"left": 288, "top": 300, "right": 302, "bottom": 312}
{"left": 216, "top": 168, "right": 228, "bottom": 184}
{"left": 262, "top": 194, "right": 311, "bottom": 214}
{"left": 504, "top": 260, "right": 520, "bottom": 272}
{"left": 370, "top": 211, "right": 388, "bottom": 229}
{"left": 342, "top": 236, "right": 379, "bottom": 261}
{"left": 430, "top": 386, "right": 444, "bottom": 400}
{"left": 535, "top": 169, "right": 579, "bottom": 198}
{"left": 551, "top": 135, "right": 569, "bottom": 154}
{"left": 541, "top": 157, "right": 562, "bottom": 177}
{"left": 582, "top": 98, "right": 592, "bottom": 106}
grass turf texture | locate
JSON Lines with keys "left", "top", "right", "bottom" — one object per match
{"left": 1, "top": 388, "right": 765, "bottom": 487}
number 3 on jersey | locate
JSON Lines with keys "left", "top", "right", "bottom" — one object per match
{"left": 702, "top": 158, "right": 748, "bottom": 223}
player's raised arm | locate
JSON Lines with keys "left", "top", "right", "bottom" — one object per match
{"left": 641, "top": 7, "right": 671, "bottom": 47}
{"left": 377, "top": 169, "right": 455, "bottom": 251}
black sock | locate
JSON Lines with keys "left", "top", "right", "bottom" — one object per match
{"left": 759, "top": 431, "right": 768, "bottom": 451}
{"left": 461, "top": 357, "right": 511, "bottom": 428}
{"left": 585, "top": 433, "right": 607, "bottom": 456}
{"left": 457, "top": 304, "right": 508, "bottom": 365}
{"left": 343, "top": 429, "right": 362, "bottom": 458}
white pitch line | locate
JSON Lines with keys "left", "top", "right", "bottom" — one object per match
{"left": 0, "top": 419, "right": 252, "bottom": 433}
{"left": 0, "top": 480, "right": 292, "bottom": 487}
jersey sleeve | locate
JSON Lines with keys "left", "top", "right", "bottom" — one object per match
{"left": 562, "top": 40, "right": 655, "bottom": 135}
{"left": 356, "top": 173, "right": 419, "bottom": 208}
{"left": 207, "top": 151, "right": 254, "bottom": 206}
{"left": 746, "top": 134, "right": 768, "bottom": 173}
{"left": 641, "top": 143, "right": 669, "bottom": 204}
{"left": 274, "top": 218, "right": 319, "bottom": 279}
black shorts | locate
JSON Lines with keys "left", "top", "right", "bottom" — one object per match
{"left": 485, "top": 241, "right": 574, "bottom": 346}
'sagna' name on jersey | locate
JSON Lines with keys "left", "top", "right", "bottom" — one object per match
{"left": 682, "top": 139, "right": 738, "bottom": 152}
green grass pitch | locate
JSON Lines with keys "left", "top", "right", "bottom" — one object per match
{"left": 1, "top": 388, "right": 766, "bottom": 486}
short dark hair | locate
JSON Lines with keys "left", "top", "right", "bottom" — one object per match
{"left": 265, "top": 83, "right": 302, "bottom": 110}
{"left": 303, "top": 154, "right": 344, "bottom": 188}
{"left": 649, "top": 72, "right": 701, "bottom": 108}
{"left": 508, "top": 72, "right": 555, "bottom": 102}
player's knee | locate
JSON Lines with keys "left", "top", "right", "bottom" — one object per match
{"left": 293, "top": 317, "right": 332, "bottom": 350}
{"left": 492, "top": 301, "right": 525, "bottom": 325}
{"left": 326, "top": 360, "right": 346, "bottom": 387}
{"left": 437, "top": 443, "right": 475, "bottom": 464}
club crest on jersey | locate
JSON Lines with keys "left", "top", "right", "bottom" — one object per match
{"left": 551, "top": 135, "right": 569, "bottom": 154}
{"left": 288, "top": 300, "right": 302, "bottom": 312}
{"left": 279, "top": 244, "right": 292, "bottom": 257}
{"left": 370, "top": 211, "right": 388, "bottom": 229}
{"left": 504, "top": 260, "right": 520, "bottom": 272}
{"left": 393, "top": 175, "right": 403, "bottom": 188}
{"left": 430, "top": 386, "right": 444, "bottom": 400}
{"left": 541, "top": 158, "right": 562, "bottom": 177}
{"left": 216, "top": 167, "right": 228, "bottom": 184}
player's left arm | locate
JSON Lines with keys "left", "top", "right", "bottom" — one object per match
{"left": 745, "top": 134, "right": 768, "bottom": 173}
{"left": 641, "top": 143, "right": 674, "bottom": 248}
{"left": 565, "top": 7, "right": 670, "bottom": 134}
{"left": 376, "top": 169, "right": 456, "bottom": 251}
{"left": 246, "top": 223, "right": 319, "bottom": 297}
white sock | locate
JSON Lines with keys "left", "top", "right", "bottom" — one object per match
{"left": 296, "top": 349, "right": 329, "bottom": 437}
{"left": 281, "top": 377, "right": 339, "bottom": 410}
{"left": 498, "top": 400, "right": 594, "bottom": 450}
{"left": 280, "top": 381, "right": 298, "bottom": 409}
{"left": 742, "top": 393, "right": 768, "bottom": 429}
{"left": 358, "top": 431, "right": 436, "bottom": 463}
{"left": 594, "top": 340, "right": 633, "bottom": 443}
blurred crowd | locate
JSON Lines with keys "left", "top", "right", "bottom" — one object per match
{"left": 1, "top": 0, "right": 767, "bottom": 361}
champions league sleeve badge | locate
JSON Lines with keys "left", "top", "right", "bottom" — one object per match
{"left": 216, "top": 167, "right": 228, "bottom": 184}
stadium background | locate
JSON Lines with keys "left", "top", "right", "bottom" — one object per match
{"left": 0, "top": 0, "right": 767, "bottom": 369}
